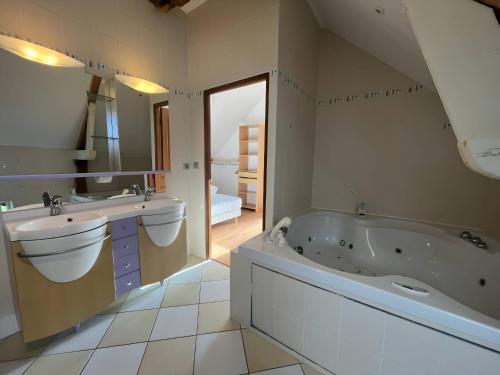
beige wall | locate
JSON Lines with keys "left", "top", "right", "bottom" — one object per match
{"left": 312, "top": 31, "right": 500, "bottom": 235}
{"left": 186, "top": 0, "right": 280, "bottom": 257}
{"left": 273, "top": 0, "right": 320, "bottom": 219}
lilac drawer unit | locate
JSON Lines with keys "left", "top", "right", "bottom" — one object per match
{"left": 111, "top": 217, "right": 138, "bottom": 240}
{"left": 114, "top": 252, "right": 140, "bottom": 278}
{"left": 115, "top": 270, "right": 141, "bottom": 296}
{"left": 112, "top": 235, "right": 139, "bottom": 261}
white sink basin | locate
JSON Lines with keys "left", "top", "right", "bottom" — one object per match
{"left": 135, "top": 199, "right": 186, "bottom": 247}
{"left": 14, "top": 212, "right": 107, "bottom": 241}
{"left": 15, "top": 212, "right": 109, "bottom": 283}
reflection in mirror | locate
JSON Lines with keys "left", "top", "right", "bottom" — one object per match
{"left": 0, "top": 44, "right": 169, "bottom": 177}
{"left": 0, "top": 38, "right": 172, "bottom": 211}
{"left": 0, "top": 175, "right": 147, "bottom": 212}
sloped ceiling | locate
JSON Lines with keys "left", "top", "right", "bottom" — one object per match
{"left": 210, "top": 81, "right": 266, "bottom": 158}
{"left": 305, "top": 0, "right": 436, "bottom": 90}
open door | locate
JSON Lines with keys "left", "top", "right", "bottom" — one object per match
{"left": 204, "top": 73, "right": 269, "bottom": 265}
{"left": 149, "top": 100, "right": 170, "bottom": 192}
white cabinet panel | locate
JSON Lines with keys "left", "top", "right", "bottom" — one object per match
{"left": 439, "top": 334, "right": 500, "bottom": 375}
{"left": 382, "top": 315, "right": 441, "bottom": 375}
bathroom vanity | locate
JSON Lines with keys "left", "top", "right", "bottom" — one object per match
{"left": 2, "top": 195, "right": 186, "bottom": 342}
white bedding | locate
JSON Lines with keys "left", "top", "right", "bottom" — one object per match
{"left": 211, "top": 193, "right": 242, "bottom": 224}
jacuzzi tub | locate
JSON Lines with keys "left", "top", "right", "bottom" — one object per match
{"left": 230, "top": 210, "right": 500, "bottom": 374}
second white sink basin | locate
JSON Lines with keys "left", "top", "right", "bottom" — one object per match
{"left": 136, "top": 199, "right": 186, "bottom": 247}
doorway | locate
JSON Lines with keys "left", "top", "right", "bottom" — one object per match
{"left": 148, "top": 100, "right": 170, "bottom": 192}
{"left": 204, "top": 73, "right": 269, "bottom": 266}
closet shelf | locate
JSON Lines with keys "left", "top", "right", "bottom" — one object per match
{"left": 238, "top": 124, "right": 265, "bottom": 212}
{"left": 238, "top": 190, "right": 256, "bottom": 195}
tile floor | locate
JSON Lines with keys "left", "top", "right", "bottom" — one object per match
{"left": 0, "top": 257, "right": 323, "bottom": 375}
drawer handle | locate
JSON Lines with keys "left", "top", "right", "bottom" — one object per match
{"left": 122, "top": 226, "right": 126, "bottom": 230}
{"left": 125, "top": 263, "right": 131, "bottom": 268}
{"left": 126, "top": 281, "right": 132, "bottom": 286}
{"left": 124, "top": 245, "right": 130, "bottom": 249}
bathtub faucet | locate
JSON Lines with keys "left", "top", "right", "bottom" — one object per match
{"left": 355, "top": 202, "right": 367, "bottom": 217}
{"left": 269, "top": 217, "right": 292, "bottom": 246}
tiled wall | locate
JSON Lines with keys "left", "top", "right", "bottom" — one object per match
{"left": 273, "top": 0, "right": 320, "bottom": 220}
{"left": 312, "top": 31, "right": 500, "bottom": 236}
{"left": 185, "top": 0, "right": 280, "bottom": 257}
{"left": 251, "top": 264, "right": 500, "bottom": 375}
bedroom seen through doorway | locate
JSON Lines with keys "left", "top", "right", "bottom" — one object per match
{"left": 204, "top": 74, "right": 269, "bottom": 266}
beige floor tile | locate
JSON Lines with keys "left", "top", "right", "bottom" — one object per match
{"left": 194, "top": 330, "right": 247, "bottom": 375}
{"left": 97, "top": 292, "right": 129, "bottom": 315}
{"left": 201, "top": 261, "right": 230, "bottom": 282}
{"left": 301, "top": 362, "right": 325, "bottom": 375}
{"left": 197, "top": 301, "right": 239, "bottom": 334}
{"left": 242, "top": 329, "right": 299, "bottom": 373}
{"left": 98, "top": 310, "right": 157, "bottom": 348}
{"left": 25, "top": 350, "right": 92, "bottom": 375}
{"left": 138, "top": 336, "right": 195, "bottom": 375}
{"left": 0, "top": 332, "right": 53, "bottom": 362}
{"left": 0, "top": 358, "right": 35, "bottom": 375}
{"left": 185, "top": 255, "right": 206, "bottom": 268}
{"left": 162, "top": 283, "right": 200, "bottom": 307}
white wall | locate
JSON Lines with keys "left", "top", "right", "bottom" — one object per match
{"left": 186, "top": 0, "right": 280, "bottom": 257}
{"left": 211, "top": 83, "right": 266, "bottom": 197}
{"left": 312, "top": 31, "right": 500, "bottom": 236}
{"left": 273, "top": 0, "right": 320, "bottom": 220}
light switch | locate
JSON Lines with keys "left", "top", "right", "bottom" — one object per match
{"left": 183, "top": 163, "right": 190, "bottom": 170}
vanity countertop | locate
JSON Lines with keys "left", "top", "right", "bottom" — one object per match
{"left": 2, "top": 194, "right": 185, "bottom": 241}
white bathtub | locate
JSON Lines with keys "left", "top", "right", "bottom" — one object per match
{"left": 230, "top": 210, "right": 500, "bottom": 374}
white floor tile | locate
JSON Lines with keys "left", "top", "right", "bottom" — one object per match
{"left": 201, "top": 261, "right": 230, "bottom": 281}
{"left": 81, "top": 342, "right": 146, "bottom": 375}
{"left": 194, "top": 330, "right": 247, "bottom": 375}
{"left": 200, "top": 280, "right": 230, "bottom": 303}
{"left": 0, "top": 358, "right": 35, "bottom": 375}
{"left": 43, "top": 314, "right": 115, "bottom": 355}
{"left": 168, "top": 265, "right": 202, "bottom": 284}
{"left": 252, "top": 364, "right": 304, "bottom": 375}
{"left": 120, "top": 283, "right": 167, "bottom": 312}
{"left": 150, "top": 305, "right": 198, "bottom": 341}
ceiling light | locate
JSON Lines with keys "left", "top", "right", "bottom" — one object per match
{"left": 0, "top": 34, "right": 84, "bottom": 68}
{"left": 115, "top": 74, "right": 168, "bottom": 94}
{"left": 375, "top": 6, "right": 385, "bottom": 15}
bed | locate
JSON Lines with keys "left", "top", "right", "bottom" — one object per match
{"left": 211, "top": 186, "right": 242, "bottom": 225}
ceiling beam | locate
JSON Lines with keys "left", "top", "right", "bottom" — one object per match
{"left": 149, "top": 0, "right": 191, "bottom": 12}
{"left": 476, "top": 0, "right": 500, "bottom": 10}
{"left": 475, "top": 0, "right": 500, "bottom": 23}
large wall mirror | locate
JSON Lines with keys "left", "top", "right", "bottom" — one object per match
{"left": 0, "top": 36, "right": 170, "bottom": 212}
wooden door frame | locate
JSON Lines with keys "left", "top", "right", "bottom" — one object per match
{"left": 203, "top": 72, "right": 270, "bottom": 259}
{"left": 149, "top": 100, "right": 170, "bottom": 191}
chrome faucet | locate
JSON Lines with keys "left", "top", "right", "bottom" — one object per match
{"left": 42, "top": 192, "right": 63, "bottom": 216}
{"left": 130, "top": 184, "right": 142, "bottom": 196}
{"left": 144, "top": 187, "right": 155, "bottom": 202}
{"left": 355, "top": 202, "right": 367, "bottom": 217}
{"left": 460, "top": 231, "right": 488, "bottom": 250}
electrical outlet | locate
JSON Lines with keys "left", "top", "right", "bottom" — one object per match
{"left": 193, "top": 161, "right": 199, "bottom": 169}
{"left": 183, "top": 163, "right": 190, "bottom": 170}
